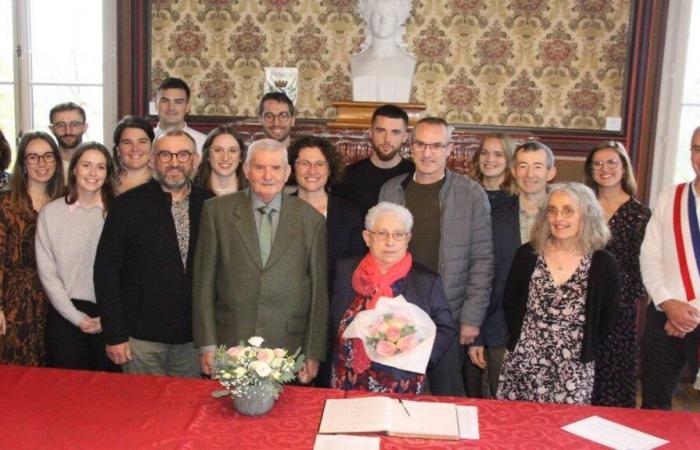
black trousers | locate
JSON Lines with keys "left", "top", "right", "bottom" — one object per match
{"left": 641, "top": 303, "right": 700, "bottom": 409}
{"left": 46, "top": 300, "right": 120, "bottom": 373}
{"left": 426, "top": 339, "right": 466, "bottom": 396}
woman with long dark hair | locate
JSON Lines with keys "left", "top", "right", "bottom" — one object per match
{"left": 193, "top": 124, "right": 247, "bottom": 195}
{"left": 0, "top": 131, "right": 65, "bottom": 366}
{"left": 584, "top": 141, "right": 651, "bottom": 407}
{"left": 36, "top": 142, "right": 119, "bottom": 371}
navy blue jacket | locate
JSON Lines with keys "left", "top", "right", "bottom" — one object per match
{"left": 475, "top": 194, "right": 520, "bottom": 347}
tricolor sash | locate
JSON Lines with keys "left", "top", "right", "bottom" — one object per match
{"left": 672, "top": 182, "right": 700, "bottom": 302}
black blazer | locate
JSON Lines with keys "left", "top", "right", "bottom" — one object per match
{"left": 476, "top": 194, "right": 520, "bottom": 347}
{"left": 326, "top": 195, "right": 366, "bottom": 288}
{"left": 94, "top": 180, "right": 214, "bottom": 345}
{"left": 330, "top": 257, "right": 458, "bottom": 367}
{"left": 503, "top": 243, "right": 620, "bottom": 363}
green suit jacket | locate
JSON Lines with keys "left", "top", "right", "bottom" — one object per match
{"left": 192, "top": 190, "right": 328, "bottom": 361}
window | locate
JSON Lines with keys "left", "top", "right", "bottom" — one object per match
{"left": 674, "top": 1, "right": 700, "bottom": 184}
{"left": 0, "top": 0, "right": 16, "bottom": 150}
{"left": 1, "top": 0, "right": 116, "bottom": 162}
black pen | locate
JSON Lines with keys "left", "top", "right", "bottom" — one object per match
{"left": 399, "top": 399, "right": 411, "bottom": 417}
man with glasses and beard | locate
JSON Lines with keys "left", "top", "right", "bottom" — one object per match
{"left": 333, "top": 104, "right": 415, "bottom": 217}
{"left": 49, "top": 102, "right": 88, "bottom": 181}
{"left": 94, "top": 129, "right": 214, "bottom": 377}
{"left": 258, "top": 92, "right": 296, "bottom": 148}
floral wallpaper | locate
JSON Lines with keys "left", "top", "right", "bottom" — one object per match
{"left": 150, "top": 0, "right": 632, "bottom": 130}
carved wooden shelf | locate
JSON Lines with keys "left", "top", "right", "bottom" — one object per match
{"left": 328, "top": 101, "right": 427, "bottom": 129}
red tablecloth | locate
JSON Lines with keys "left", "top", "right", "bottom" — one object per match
{"left": 0, "top": 365, "right": 698, "bottom": 449}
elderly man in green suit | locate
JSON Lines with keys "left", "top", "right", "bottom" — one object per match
{"left": 193, "top": 138, "right": 328, "bottom": 384}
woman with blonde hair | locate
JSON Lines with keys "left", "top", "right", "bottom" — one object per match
{"left": 584, "top": 141, "right": 651, "bottom": 407}
{"left": 468, "top": 134, "right": 517, "bottom": 206}
{"left": 498, "top": 182, "right": 620, "bottom": 405}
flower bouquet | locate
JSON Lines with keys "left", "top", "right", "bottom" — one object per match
{"left": 212, "top": 336, "right": 304, "bottom": 416}
{"left": 342, "top": 295, "right": 436, "bottom": 374}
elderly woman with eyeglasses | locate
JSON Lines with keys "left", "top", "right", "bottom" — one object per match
{"left": 0, "top": 131, "right": 65, "bottom": 366}
{"left": 498, "top": 183, "right": 620, "bottom": 405}
{"left": 584, "top": 142, "right": 651, "bottom": 407}
{"left": 329, "top": 202, "right": 456, "bottom": 394}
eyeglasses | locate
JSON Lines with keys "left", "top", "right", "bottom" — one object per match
{"left": 262, "top": 111, "right": 291, "bottom": 123}
{"left": 592, "top": 159, "right": 620, "bottom": 171}
{"left": 368, "top": 230, "right": 411, "bottom": 242}
{"left": 412, "top": 140, "right": 450, "bottom": 152}
{"left": 51, "top": 121, "right": 84, "bottom": 131}
{"left": 546, "top": 206, "right": 577, "bottom": 219}
{"left": 25, "top": 152, "right": 56, "bottom": 165}
{"left": 295, "top": 160, "right": 328, "bottom": 170}
{"left": 155, "top": 150, "right": 193, "bottom": 163}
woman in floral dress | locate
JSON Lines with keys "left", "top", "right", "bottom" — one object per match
{"left": 584, "top": 141, "right": 651, "bottom": 407}
{"left": 498, "top": 183, "right": 620, "bottom": 405}
{"left": 0, "top": 131, "right": 65, "bottom": 365}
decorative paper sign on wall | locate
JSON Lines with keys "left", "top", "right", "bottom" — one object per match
{"left": 264, "top": 68, "right": 298, "bottom": 104}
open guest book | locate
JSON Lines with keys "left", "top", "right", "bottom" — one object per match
{"left": 318, "top": 396, "right": 479, "bottom": 441}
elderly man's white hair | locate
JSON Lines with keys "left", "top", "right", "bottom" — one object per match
{"left": 244, "top": 138, "right": 288, "bottom": 166}
{"left": 365, "top": 201, "right": 414, "bottom": 231}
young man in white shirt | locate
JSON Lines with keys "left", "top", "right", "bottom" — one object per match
{"left": 153, "top": 77, "right": 206, "bottom": 154}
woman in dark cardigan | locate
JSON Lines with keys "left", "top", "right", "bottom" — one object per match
{"left": 287, "top": 135, "right": 366, "bottom": 289}
{"left": 498, "top": 182, "right": 620, "bottom": 405}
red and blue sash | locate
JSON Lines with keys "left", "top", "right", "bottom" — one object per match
{"left": 672, "top": 182, "right": 700, "bottom": 302}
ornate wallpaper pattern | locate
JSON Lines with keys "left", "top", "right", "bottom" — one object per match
{"left": 150, "top": 0, "right": 632, "bottom": 130}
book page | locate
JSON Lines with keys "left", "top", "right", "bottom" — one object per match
{"left": 457, "top": 405, "right": 479, "bottom": 439}
{"left": 313, "top": 434, "right": 380, "bottom": 450}
{"left": 562, "top": 416, "right": 668, "bottom": 450}
{"left": 318, "top": 397, "right": 392, "bottom": 434}
{"left": 388, "top": 399, "right": 460, "bottom": 440}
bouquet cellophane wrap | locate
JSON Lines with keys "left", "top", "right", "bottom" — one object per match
{"left": 341, "top": 295, "right": 436, "bottom": 374}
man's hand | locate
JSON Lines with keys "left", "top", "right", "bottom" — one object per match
{"left": 106, "top": 342, "right": 132, "bottom": 365}
{"left": 200, "top": 351, "right": 214, "bottom": 376}
{"left": 664, "top": 320, "right": 687, "bottom": 338}
{"left": 460, "top": 324, "right": 479, "bottom": 345}
{"left": 467, "top": 345, "right": 486, "bottom": 369}
{"left": 297, "top": 358, "right": 319, "bottom": 384}
{"left": 661, "top": 299, "right": 700, "bottom": 333}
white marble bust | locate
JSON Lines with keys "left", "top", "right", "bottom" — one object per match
{"left": 351, "top": 0, "right": 416, "bottom": 103}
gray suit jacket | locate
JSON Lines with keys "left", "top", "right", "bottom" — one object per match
{"left": 379, "top": 170, "right": 494, "bottom": 327}
{"left": 192, "top": 190, "right": 328, "bottom": 360}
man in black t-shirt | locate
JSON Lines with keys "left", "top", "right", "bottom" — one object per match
{"left": 332, "top": 104, "right": 414, "bottom": 217}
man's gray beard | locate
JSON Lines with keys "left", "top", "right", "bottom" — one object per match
{"left": 154, "top": 169, "right": 190, "bottom": 191}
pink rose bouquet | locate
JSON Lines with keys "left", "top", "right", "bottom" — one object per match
{"left": 365, "top": 313, "right": 422, "bottom": 357}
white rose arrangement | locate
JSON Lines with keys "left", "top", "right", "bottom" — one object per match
{"left": 212, "top": 336, "right": 304, "bottom": 399}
